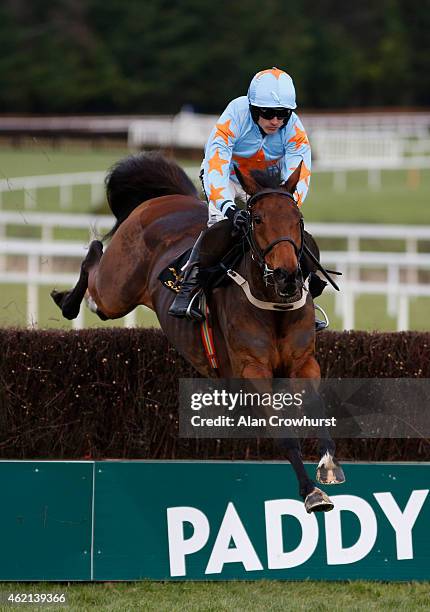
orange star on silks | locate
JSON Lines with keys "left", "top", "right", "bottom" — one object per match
{"left": 208, "top": 149, "right": 229, "bottom": 175}
{"left": 208, "top": 184, "right": 225, "bottom": 202}
{"left": 214, "top": 119, "right": 235, "bottom": 145}
{"left": 233, "top": 149, "right": 279, "bottom": 177}
{"left": 255, "top": 67, "right": 286, "bottom": 80}
{"left": 288, "top": 125, "right": 310, "bottom": 150}
{"left": 290, "top": 162, "right": 311, "bottom": 187}
{"left": 294, "top": 191, "right": 304, "bottom": 207}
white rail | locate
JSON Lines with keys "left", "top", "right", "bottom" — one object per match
{"left": 2, "top": 212, "right": 430, "bottom": 253}
{"left": 0, "top": 155, "right": 429, "bottom": 212}
{"left": 0, "top": 211, "right": 114, "bottom": 242}
{"left": 128, "top": 110, "right": 430, "bottom": 148}
{"left": 1, "top": 239, "right": 430, "bottom": 331}
{"left": 0, "top": 172, "right": 106, "bottom": 210}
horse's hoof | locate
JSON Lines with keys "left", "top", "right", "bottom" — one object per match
{"left": 50, "top": 289, "right": 79, "bottom": 319}
{"left": 51, "top": 289, "right": 66, "bottom": 308}
{"left": 305, "top": 487, "right": 334, "bottom": 513}
{"left": 316, "top": 453, "right": 346, "bottom": 485}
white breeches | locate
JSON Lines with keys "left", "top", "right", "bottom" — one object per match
{"left": 206, "top": 180, "right": 247, "bottom": 227}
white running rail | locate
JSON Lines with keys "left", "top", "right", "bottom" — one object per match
{"left": 1, "top": 238, "right": 430, "bottom": 331}
{"left": 0, "top": 157, "right": 429, "bottom": 212}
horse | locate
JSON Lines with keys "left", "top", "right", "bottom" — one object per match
{"left": 51, "top": 152, "right": 345, "bottom": 513}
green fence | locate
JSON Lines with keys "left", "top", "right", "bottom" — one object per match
{"left": 0, "top": 461, "right": 428, "bottom": 581}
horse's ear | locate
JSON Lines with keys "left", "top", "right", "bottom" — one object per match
{"left": 284, "top": 161, "right": 302, "bottom": 194}
{"left": 233, "top": 164, "right": 260, "bottom": 196}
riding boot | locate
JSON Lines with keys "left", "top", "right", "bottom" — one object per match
{"left": 168, "top": 232, "right": 205, "bottom": 322}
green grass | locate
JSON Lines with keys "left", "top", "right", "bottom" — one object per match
{"left": 0, "top": 145, "right": 130, "bottom": 214}
{"left": 306, "top": 168, "right": 430, "bottom": 225}
{"left": 0, "top": 284, "right": 159, "bottom": 330}
{"left": 0, "top": 581, "right": 429, "bottom": 611}
{"left": 0, "top": 145, "right": 130, "bottom": 178}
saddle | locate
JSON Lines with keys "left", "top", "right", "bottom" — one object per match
{"left": 158, "top": 241, "right": 247, "bottom": 294}
{"left": 158, "top": 220, "right": 247, "bottom": 295}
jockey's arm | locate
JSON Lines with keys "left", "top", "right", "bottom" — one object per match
{"left": 202, "top": 101, "right": 240, "bottom": 218}
{"left": 281, "top": 114, "right": 312, "bottom": 207}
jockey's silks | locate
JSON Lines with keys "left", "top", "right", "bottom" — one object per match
{"left": 202, "top": 96, "right": 312, "bottom": 213}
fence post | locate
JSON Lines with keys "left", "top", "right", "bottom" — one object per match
{"left": 60, "top": 184, "right": 73, "bottom": 209}
{"left": 24, "top": 187, "right": 36, "bottom": 209}
{"left": 0, "top": 221, "right": 5, "bottom": 272}
{"left": 387, "top": 265, "right": 399, "bottom": 317}
{"left": 342, "top": 285, "right": 355, "bottom": 330}
{"left": 397, "top": 295, "right": 409, "bottom": 331}
{"left": 90, "top": 181, "right": 103, "bottom": 208}
{"left": 368, "top": 168, "right": 381, "bottom": 191}
{"left": 333, "top": 170, "right": 347, "bottom": 192}
{"left": 406, "top": 237, "right": 418, "bottom": 285}
{"left": 335, "top": 264, "right": 347, "bottom": 317}
{"left": 72, "top": 307, "right": 84, "bottom": 330}
{"left": 27, "top": 255, "right": 39, "bottom": 327}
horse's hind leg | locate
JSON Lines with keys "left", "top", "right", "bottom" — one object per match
{"left": 278, "top": 438, "right": 334, "bottom": 513}
{"left": 317, "top": 443, "right": 345, "bottom": 485}
{"left": 51, "top": 240, "right": 103, "bottom": 320}
{"left": 293, "top": 356, "right": 345, "bottom": 486}
{"left": 305, "top": 385, "right": 345, "bottom": 485}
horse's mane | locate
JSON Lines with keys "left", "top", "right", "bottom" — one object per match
{"left": 104, "top": 152, "right": 198, "bottom": 240}
{"left": 249, "top": 165, "right": 283, "bottom": 189}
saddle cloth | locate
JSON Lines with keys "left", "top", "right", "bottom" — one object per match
{"left": 158, "top": 239, "right": 246, "bottom": 295}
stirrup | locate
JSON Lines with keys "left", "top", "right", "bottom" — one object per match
{"left": 315, "top": 303, "right": 329, "bottom": 332}
{"left": 185, "top": 291, "right": 205, "bottom": 322}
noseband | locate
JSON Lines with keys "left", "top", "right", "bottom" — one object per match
{"left": 245, "top": 188, "right": 305, "bottom": 281}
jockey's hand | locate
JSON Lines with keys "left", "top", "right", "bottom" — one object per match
{"left": 225, "top": 206, "right": 249, "bottom": 233}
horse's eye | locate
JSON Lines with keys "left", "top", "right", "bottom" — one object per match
{"left": 253, "top": 216, "right": 262, "bottom": 225}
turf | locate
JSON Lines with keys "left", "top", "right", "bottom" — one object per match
{"left": 0, "top": 581, "right": 429, "bottom": 611}
{"left": 306, "top": 168, "right": 430, "bottom": 225}
{"left": 0, "top": 145, "right": 130, "bottom": 178}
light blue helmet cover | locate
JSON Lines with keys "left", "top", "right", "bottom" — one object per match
{"left": 248, "top": 67, "right": 297, "bottom": 109}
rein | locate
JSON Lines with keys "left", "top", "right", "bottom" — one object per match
{"left": 245, "top": 188, "right": 305, "bottom": 280}
{"left": 225, "top": 187, "right": 309, "bottom": 312}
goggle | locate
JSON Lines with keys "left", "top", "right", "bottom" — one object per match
{"left": 257, "top": 107, "right": 292, "bottom": 120}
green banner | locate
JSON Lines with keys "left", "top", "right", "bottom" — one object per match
{"left": 93, "top": 461, "right": 430, "bottom": 581}
{"left": 0, "top": 461, "right": 428, "bottom": 581}
{"left": 0, "top": 461, "right": 93, "bottom": 581}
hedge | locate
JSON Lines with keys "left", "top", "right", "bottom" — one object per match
{"left": 1, "top": 329, "right": 429, "bottom": 461}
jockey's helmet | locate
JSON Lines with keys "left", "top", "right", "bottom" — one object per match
{"left": 248, "top": 67, "right": 297, "bottom": 110}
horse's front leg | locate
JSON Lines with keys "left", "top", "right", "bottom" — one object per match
{"left": 294, "top": 355, "right": 345, "bottom": 486}
{"left": 241, "top": 362, "right": 332, "bottom": 513}
{"left": 51, "top": 240, "right": 104, "bottom": 320}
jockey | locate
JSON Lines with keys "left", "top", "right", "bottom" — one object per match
{"left": 169, "top": 67, "right": 327, "bottom": 330}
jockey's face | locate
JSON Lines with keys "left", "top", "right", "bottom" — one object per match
{"left": 257, "top": 115, "right": 284, "bottom": 135}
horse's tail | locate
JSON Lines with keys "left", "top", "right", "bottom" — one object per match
{"left": 103, "top": 151, "right": 198, "bottom": 240}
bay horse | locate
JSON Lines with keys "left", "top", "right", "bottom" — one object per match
{"left": 51, "top": 152, "right": 344, "bottom": 512}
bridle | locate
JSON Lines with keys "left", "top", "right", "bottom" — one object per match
{"left": 244, "top": 188, "right": 305, "bottom": 285}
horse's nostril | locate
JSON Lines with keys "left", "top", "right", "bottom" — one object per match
{"left": 274, "top": 268, "right": 296, "bottom": 284}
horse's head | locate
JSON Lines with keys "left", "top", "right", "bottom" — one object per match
{"left": 235, "top": 163, "right": 304, "bottom": 299}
